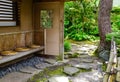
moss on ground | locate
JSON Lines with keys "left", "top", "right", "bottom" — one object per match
{"left": 28, "top": 64, "right": 91, "bottom": 82}
{"left": 28, "top": 66, "right": 66, "bottom": 82}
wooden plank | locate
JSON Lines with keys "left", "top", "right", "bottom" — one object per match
{"left": 116, "top": 57, "right": 120, "bottom": 81}
{"left": 0, "top": 46, "right": 44, "bottom": 65}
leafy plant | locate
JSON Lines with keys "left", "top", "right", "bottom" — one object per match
{"left": 64, "top": 40, "right": 71, "bottom": 52}
{"left": 64, "top": 0, "right": 99, "bottom": 41}
{"left": 106, "top": 31, "right": 120, "bottom": 44}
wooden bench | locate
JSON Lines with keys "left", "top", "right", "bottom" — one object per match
{"left": 0, "top": 46, "right": 44, "bottom": 67}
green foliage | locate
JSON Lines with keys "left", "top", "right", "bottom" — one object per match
{"left": 64, "top": 1, "right": 120, "bottom": 41}
{"left": 106, "top": 31, "right": 120, "bottom": 56}
{"left": 64, "top": 40, "right": 71, "bottom": 52}
{"left": 106, "top": 32, "right": 120, "bottom": 44}
{"left": 102, "top": 63, "right": 107, "bottom": 72}
{"left": 28, "top": 66, "right": 65, "bottom": 82}
{"left": 111, "top": 7, "right": 120, "bottom": 32}
{"left": 64, "top": 0, "right": 99, "bottom": 41}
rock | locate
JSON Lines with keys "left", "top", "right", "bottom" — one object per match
{"left": 48, "top": 76, "right": 69, "bottom": 82}
{"left": 99, "top": 50, "right": 109, "bottom": 61}
{"left": 70, "top": 71, "right": 103, "bottom": 82}
{"left": 89, "top": 45, "right": 97, "bottom": 50}
{"left": 44, "top": 59, "right": 57, "bottom": 64}
{"left": 77, "top": 47, "right": 89, "bottom": 52}
{"left": 19, "top": 66, "right": 39, "bottom": 74}
{"left": 35, "top": 62, "right": 52, "bottom": 69}
{"left": 70, "top": 58, "right": 93, "bottom": 63}
{"left": 63, "top": 66, "right": 79, "bottom": 76}
{"left": 79, "top": 55, "right": 91, "bottom": 58}
{"left": 72, "top": 63, "right": 93, "bottom": 70}
{"left": 75, "top": 51, "right": 89, "bottom": 55}
{"left": 79, "top": 58, "right": 93, "bottom": 63}
{"left": 71, "top": 44, "right": 79, "bottom": 51}
{"left": 82, "top": 44, "right": 90, "bottom": 47}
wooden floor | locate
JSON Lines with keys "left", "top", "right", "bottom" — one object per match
{"left": 0, "top": 46, "right": 44, "bottom": 67}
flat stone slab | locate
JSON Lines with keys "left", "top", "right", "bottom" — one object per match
{"left": 77, "top": 47, "right": 89, "bottom": 52}
{"left": 68, "top": 58, "right": 94, "bottom": 65}
{"left": 48, "top": 76, "right": 69, "bottom": 82}
{"left": 19, "top": 66, "right": 39, "bottom": 74}
{"left": 64, "top": 66, "right": 79, "bottom": 76}
{"left": 0, "top": 72, "right": 32, "bottom": 82}
{"left": 44, "top": 59, "right": 57, "bottom": 64}
{"left": 72, "top": 63, "right": 94, "bottom": 70}
{"left": 75, "top": 51, "right": 89, "bottom": 55}
{"left": 35, "top": 62, "right": 52, "bottom": 69}
{"left": 70, "top": 71, "right": 103, "bottom": 82}
{"left": 79, "top": 55, "right": 92, "bottom": 58}
{"left": 79, "top": 58, "right": 93, "bottom": 63}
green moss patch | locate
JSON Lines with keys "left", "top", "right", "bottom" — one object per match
{"left": 28, "top": 66, "right": 66, "bottom": 82}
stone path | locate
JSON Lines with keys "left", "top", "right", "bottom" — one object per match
{"left": 48, "top": 42, "right": 103, "bottom": 82}
{"left": 0, "top": 41, "right": 104, "bottom": 82}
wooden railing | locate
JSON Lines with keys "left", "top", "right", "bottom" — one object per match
{"left": 103, "top": 37, "right": 117, "bottom": 82}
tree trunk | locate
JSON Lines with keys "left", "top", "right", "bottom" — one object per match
{"left": 98, "top": 0, "right": 113, "bottom": 52}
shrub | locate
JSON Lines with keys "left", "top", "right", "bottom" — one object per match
{"left": 64, "top": 40, "right": 71, "bottom": 52}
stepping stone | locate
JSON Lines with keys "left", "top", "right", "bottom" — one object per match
{"left": 35, "top": 62, "right": 52, "bottom": 69}
{"left": 19, "top": 66, "right": 39, "bottom": 74}
{"left": 77, "top": 47, "right": 89, "bottom": 52}
{"left": 70, "top": 71, "right": 103, "bottom": 82}
{"left": 70, "top": 58, "right": 93, "bottom": 64}
{"left": 44, "top": 59, "right": 57, "bottom": 64}
{"left": 0, "top": 72, "right": 33, "bottom": 82}
{"left": 76, "top": 51, "right": 89, "bottom": 55}
{"left": 79, "top": 55, "right": 92, "bottom": 58}
{"left": 63, "top": 66, "right": 79, "bottom": 76}
{"left": 79, "top": 58, "right": 93, "bottom": 63}
{"left": 48, "top": 76, "right": 69, "bottom": 82}
{"left": 71, "top": 63, "right": 93, "bottom": 70}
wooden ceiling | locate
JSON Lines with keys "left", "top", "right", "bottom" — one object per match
{"left": 11, "top": 0, "right": 72, "bottom": 2}
{"left": 34, "top": 0, "right": 68, "bottom": 2}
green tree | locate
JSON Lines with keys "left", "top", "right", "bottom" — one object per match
{"left": 64, "top": 0, "right": 99, "bottom": 41}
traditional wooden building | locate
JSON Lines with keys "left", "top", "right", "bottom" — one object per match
{"left": 0, "top": 0, "right": 65, "bottom": 66}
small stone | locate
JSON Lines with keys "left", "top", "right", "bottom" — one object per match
{"left": 75, "top": 51, "right": 89, "bottom": 55}
{"left": 89, "top": 45, "right": 97, "bottom": 49}
{"left": 80, "top": 58, "right": 93, "bottom": 63}
{"left": 79, "top": 55, "right": 91, "bottom": 58}
{"left": 48, "top": 76, "right": 69, "bottom": 82}
{"left": 64, "top": 66, "right": 79, "bottom": 76}
{"left": 44, "top": 59, "right": 57, "bottom": 64}
{"left": 77, "top": 47, "right": 89, "bottom": 52}
{"left": 99, "top": 50, "right": 109, "bottom": 61}
{"left": 35, "top": 62, "right": 52, "bottom": 69}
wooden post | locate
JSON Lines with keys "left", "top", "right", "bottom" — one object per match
{"left": 116, "top": 57, "right": 120, "bottom": 81}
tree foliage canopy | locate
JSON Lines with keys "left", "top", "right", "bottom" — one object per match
{"left": 64, "top": 0, "right": 99, "bottom": 41}
{"left": 64, "top": 0, "right": 120, "bottom": 41}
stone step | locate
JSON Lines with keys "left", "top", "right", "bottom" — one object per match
{"left": 0, "top": 72, "right": 32, "bottom": 82}
{"left": 63, "top": 66, "right": 79, "bottom": 76}
{"left": 19, "top": 66, "right": 41, "bottom": 74}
